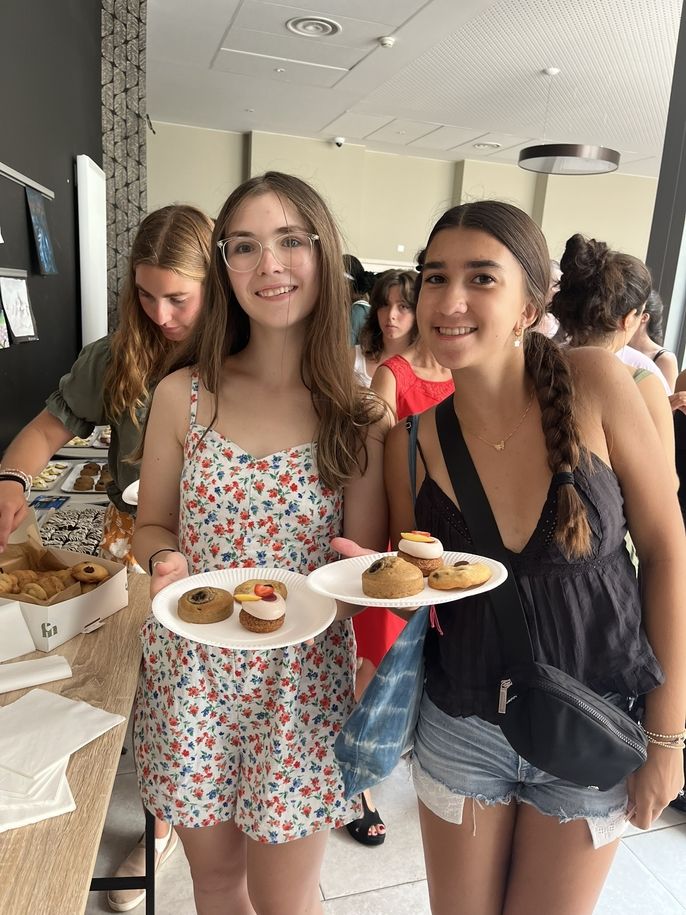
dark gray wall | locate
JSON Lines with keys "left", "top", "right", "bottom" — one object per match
{"left": 0, "top": 0, "right": 102, "bottom": 451}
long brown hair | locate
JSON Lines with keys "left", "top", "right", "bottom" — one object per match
{"left": 165, "top": 172, "right": 382, "bottom": 490}
{"left": 418, "top": 201, "right": 591, "bottom": 559}
{"left": 359, "top": 269, "right": 418, "bottom": 359}
{"left": 103, "top": 205, "right": 213, "bottom": 426}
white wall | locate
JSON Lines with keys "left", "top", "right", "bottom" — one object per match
{"left": 147, "top": 122, "right": 245, "bottom": 217}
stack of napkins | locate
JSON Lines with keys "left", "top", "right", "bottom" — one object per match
{"left": 0, "top": 689, "right": 125, "bottom": 833}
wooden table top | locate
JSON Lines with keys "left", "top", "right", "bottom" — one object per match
{"left": 0, "top": 574, "right": 150, "bottom": 915}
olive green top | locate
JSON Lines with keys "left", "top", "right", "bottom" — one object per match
{"left": 45, "top": 336, "right": 148, "bottom": 514}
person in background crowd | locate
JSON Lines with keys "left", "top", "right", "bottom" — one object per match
{"left": 344, "top": 253, "right": 375, "bottom": 345}
{"left": 354, "top": 269, "right": 418, "bottom": 387}
{"left": 0, "top": 204, "right": 214, "bottom": 912}
{"left": 552, "top": 234, "right": 675, "bottom": 470}
{"left": 629, "top": 289, "right": 679, "bottom": 391}
{"left": 535, "top": 258, "right": 562, "bottom": 339}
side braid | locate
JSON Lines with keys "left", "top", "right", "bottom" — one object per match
{"left": 524, "top": 332, "right": 592, "bottom": 558}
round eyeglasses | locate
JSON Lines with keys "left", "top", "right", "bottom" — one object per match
{"left": 217, "top": 232, "right": 319, "bottom": 272}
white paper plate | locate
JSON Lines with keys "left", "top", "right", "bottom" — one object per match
{"left": 60, "top": 461, "right": 108, "bottom": 493}
{"left": 152, "top": 568, "right": 337, "bottom": 650}
{"left": 306, "top": 550, "right": 508, "bottom": 608}
{"left": 122, "top": 481, "right": 139, "bottom": 506}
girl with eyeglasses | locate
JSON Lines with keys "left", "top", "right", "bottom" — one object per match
{"left": 132, "top": 172, "right": 389, "bottom": 914}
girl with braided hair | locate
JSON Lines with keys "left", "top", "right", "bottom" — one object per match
{"left": 379, "top": 200, "right": 686, "bottom": 914}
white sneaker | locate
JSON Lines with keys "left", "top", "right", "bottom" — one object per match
{"left": 107, "top": 827, "right": 178, "bottom": 912}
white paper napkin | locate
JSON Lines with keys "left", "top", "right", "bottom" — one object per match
{"left": 0, "top": 600, "right": 36, "bottom": 662}
{"left": 0, "top": 688, "right": 125, "bottom": 778}
{"left": 0, "top": 757, "right": 68, "bottom": 807}
{"left": 0, "top": 656, "right": 72, "bottom": 695}
{"left": 0, "top": 758, "right": 74, "bottom": 833}
{"left": 0, "top": 758, "right": 66, "bottom": 799}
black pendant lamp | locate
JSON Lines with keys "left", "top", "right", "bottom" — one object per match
{"left": 518, "top": 69, "right": 621, "bottom": 176}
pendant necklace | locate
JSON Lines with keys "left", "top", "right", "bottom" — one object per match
{"left": 464, "top": 388, "right": 535, "bottom": 452}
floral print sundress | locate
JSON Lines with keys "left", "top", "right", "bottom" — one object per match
{"left": 133, "top": 373, "right": 361, "bottom": 842}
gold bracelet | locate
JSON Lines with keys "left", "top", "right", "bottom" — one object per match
{"left": 640, "top": 724, "right": 686, "bottom": 743}
{"left": 646, "top": 735, "right": 686, "bottom": 750}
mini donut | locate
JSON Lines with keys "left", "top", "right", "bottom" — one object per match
{"left": 94, "top": 481, "right": 108, "bottom": 491}
{"left": 361, "top": 555, "right": 424, "bottom": 599}
{"left": 23, "top": 582, "right": 48, "bottom": 601}
{"left": 177, "top": 587, "right": 233, "bottom": 624}
{"left": 0, "top": 573, "right": 18, "bottom": 594}
{"left": 71, "top": 561, "right": 110, "bottom": 583}
{"left": 428, "top": 561, "right": 492, "bottom": 591}
{"left": 233, "top": 579, "right": 288, "bottom": 600}
{"left": 82, "top": 462, "right": 101, "bottom": 473}
{"left": 73, "top": 477, "right": 94, "bottom": 491}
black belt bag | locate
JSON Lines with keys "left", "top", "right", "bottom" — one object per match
{"left": 435, "top": 396, "right": 647, "bottom": 791}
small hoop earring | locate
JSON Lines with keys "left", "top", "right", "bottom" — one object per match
{"left": 514, "top": 327, "right": 523, "bottom": 348}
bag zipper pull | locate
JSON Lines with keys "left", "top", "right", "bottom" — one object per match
{"left": 498, "top": 678, "right": 512, "bottom": 714}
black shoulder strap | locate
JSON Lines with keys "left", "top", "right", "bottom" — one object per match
{"left": 434, "top": 396, "right": 534, "bottom": 665}
{"left": 406, "top": 415, "right": 419, "bottom": 522}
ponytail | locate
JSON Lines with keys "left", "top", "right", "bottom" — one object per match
{"left": 524, "top": 332, "right": 592, "bottom": 558}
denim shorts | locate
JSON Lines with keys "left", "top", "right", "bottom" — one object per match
{"left": 412, "top": 692, "right": 631, "bottom": 848}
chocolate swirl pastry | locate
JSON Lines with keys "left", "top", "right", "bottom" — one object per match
{"left": 177, "top": 586, "right": 234, "bottom": 623}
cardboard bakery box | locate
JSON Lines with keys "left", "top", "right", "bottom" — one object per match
{"left": 0, "top": 511, "right": 128, "bottom": 652}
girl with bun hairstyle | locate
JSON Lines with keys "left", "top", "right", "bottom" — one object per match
{"left": 380, "top": 201, "right": 686, "bottom": 914}
{"left": 629, "top": 289, "right": 679, "bottom": 391}
{"left": 133, "top": 173, "right": 389, "bottom": 914}
{"left": 551, "top": 235, "right": 675, "bottom": 473}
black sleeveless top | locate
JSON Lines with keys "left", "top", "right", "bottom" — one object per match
{"left": 414, "top": 448, "right": 664, "bottom": 724}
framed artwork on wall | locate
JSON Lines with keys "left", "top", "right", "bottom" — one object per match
{"left": 25, "top": 186, "right": 58, "bottom": 275}
{"left": 0, "top": 276, "right": 38, "bottom": 342}
{"left": 0, "top": 308, "right": 9, "bottom": 348}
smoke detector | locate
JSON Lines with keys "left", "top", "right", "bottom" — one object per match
{"left": 286, "top": 17, "right": 342, "bottom": 38}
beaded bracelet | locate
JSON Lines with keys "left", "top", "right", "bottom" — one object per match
{"left": 640, "top": 724, "right": 686, "bottom": 749}
{"left": 646, "top": 736, "right": 686, "bottom": 750}
{"left": 0, "top": 468, "right": 32, "bottom": 494}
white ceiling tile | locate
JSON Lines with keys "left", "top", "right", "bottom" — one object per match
{"left": 409, "top": 126, "right": 487, "bottom": 150}
{"left": 213, "top": 48, "right": 347, "bottom": 88}
{"left": 322, "top": 112, "right": 395, "bottom": 137}
{"left": 222, "top": 28, "right": 366, "bottom": 68}
{"left": 366, "top": 118, "right": 441, "bottom": 145}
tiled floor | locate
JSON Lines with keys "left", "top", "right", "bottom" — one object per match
{"left": 86, "top": 721, "right": 686, "bottom": 914}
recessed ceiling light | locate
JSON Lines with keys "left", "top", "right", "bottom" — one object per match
{"left": 473, "top": 141, "right": 502, "bottom": 150}
{"left": 244, "top": 108, "right": 255, "bottom": 113}
{"left": 274, "top": 67, "right": 286, "bottom": 73}
{"left": 286, "top": 17, "right": 342, "bottom": 38}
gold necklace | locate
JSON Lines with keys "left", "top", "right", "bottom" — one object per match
{"left": 464, "top": 389, "right": 535, "bottom": 452}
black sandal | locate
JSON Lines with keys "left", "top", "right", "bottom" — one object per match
{"left": 345, "top": 794, "right": 387, "bottom": 846}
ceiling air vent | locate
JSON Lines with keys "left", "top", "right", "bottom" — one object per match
{"left": 286, "top": 17, "right": 342, "bottom": 38}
